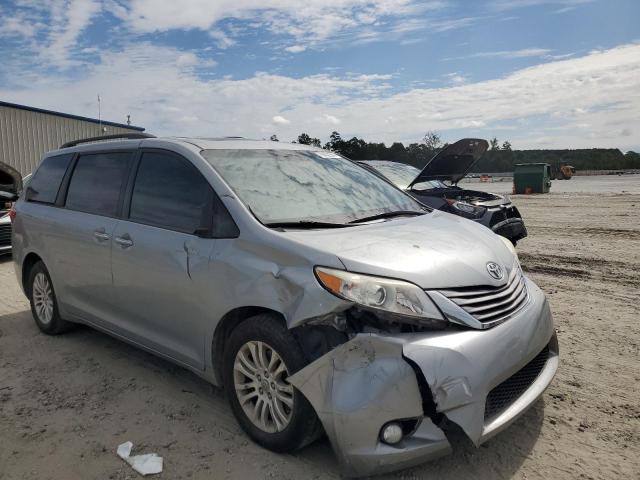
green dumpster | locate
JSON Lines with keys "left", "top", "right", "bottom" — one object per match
{"left": 513, "top": 163, "right": 552, "bottom": 194}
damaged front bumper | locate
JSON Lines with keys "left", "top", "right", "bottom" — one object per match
{"left": 288, "top": 279, "right": 558, "bottom": 477}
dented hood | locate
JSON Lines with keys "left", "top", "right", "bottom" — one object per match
{"left": 284, "top": 210, "right": 516, "bottom": 289}
{"left": 408, "top": 138, "right": 489, "bottom": 187}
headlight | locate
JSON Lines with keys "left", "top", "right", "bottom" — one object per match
{"left": 314, "top": 267, "right": 446, "bottom": 325}
{"left": 446, "top": 199, "right": 486, "bottom": 219}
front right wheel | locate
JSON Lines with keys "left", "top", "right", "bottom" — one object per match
{"left": 223, "top": 314, "right": 321, "bottom": 452}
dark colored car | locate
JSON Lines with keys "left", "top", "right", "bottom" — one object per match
{"left": 0, "top": 162, "right": 22, "bottom": 255}
{"left": 359, "top": 138, "right": 528, "bottom": 245}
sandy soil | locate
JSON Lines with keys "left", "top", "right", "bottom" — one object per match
{"left": 1, "top": 187, "right": 639, "bottom": 479}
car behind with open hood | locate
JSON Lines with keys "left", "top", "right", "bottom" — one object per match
{"left": 12, "top": 135, "right": 557, "bottom": 477}
{"left": 0, "top": 161, "right": 22, "bottom": 254}
{"left": 359, "top": 138, "right": 528, "bottom": 245}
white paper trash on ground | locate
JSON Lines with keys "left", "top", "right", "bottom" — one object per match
{"left": 117, "top": 441, "right": 163, "bottom": 476}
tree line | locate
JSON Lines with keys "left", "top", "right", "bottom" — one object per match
{"left": 269, "top": 131, "right": 640, "bottom": 172}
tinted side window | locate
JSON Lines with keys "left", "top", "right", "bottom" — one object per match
{"left": 129, "top": 152, "right": 214, "bottom": 234}
{"left": 65, "top": 152, "right": 131, "bottom": 217}
{"left": 26, "top": 154, "right": 73, "bottom": 204}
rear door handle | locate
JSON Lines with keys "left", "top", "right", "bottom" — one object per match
{"left": 114, "top": 235, "right": 134, "bottom": 248}
{"left": 94, "top": 230, "right": 110, "bottom": 242}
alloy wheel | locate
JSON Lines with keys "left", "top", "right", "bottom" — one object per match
{"left": 233, "top": 340, "right": 294, "bottom": 433}
{"left": 32, "top": 272, "right": 54, "bottom": 325}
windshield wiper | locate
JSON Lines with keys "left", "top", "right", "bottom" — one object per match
{"left": 348, "top": 210, "right": 425, "bottom": 224}
{"left": 264, "top": 220, "right": 352, "bottom": 229}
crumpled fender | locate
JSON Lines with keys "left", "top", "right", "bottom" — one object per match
{"left": 288, "top": 334, "right": 451, "bottom": 477}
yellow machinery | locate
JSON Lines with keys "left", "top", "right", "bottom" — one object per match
{"left": 555, "top": 164, "right": 575, "bottom": 180}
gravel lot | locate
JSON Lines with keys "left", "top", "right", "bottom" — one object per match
{"left": 1, "top": 182, "right": 639, "bottom": 479}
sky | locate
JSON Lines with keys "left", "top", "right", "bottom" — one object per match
{"left": 0, "top": 0, "right": 638, "bottom": 151}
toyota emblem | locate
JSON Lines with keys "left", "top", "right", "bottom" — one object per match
{"left": 486, "top": 262, "right": 504, "bottom": 280}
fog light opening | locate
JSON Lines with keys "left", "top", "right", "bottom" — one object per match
{"left": 380, "top": 422, "right": 403, "bottom": 445}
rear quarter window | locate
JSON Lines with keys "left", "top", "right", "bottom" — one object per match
{"left": 26, "top": 153, "right": 73, "bottom": 204}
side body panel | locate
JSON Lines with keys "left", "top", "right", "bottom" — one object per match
{"left": 109, "top": 220, "right": 215, "bottom": 369}
{"left": 12, "top": 201, "right": 118, "bottom": 323}
{"left": 45, "top": 209, "right": 119, "bottom": 324}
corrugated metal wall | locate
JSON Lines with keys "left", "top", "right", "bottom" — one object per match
{"left": 0, "top": 105, "right": 142, "bottom": 175}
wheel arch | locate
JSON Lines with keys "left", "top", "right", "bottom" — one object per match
{"left": 211, "top": 306, "right": 286, "bottom": 385}
{"left": 21, "top": 252, "right": 43, "bottom": 293}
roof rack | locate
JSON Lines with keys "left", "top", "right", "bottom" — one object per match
{"left": 60, "top": 133, "right": 156, "bottom": 149}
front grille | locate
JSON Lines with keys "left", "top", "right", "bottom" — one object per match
{"left": 0, "top": 224, "right": 11, "bottom": 247}
{"left": 438, "top": 267, "right": 528, "bottom": 324}
{"left": 484, "top": 345, "right": 550, "bottom": 420}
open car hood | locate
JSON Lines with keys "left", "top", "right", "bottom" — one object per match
{"left": 407, "top": 138, "right": 489, "bottom": 187}
{"left": 0, "top": 161, "right": 22, "bottom": 196}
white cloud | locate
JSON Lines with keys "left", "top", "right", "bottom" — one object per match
{"left": 115, "top": 0, "right": 449, "bottom": 49}
{"left": 444, "top": 72, "right": 467, "bottom": 85}
{"left": 489, "top": 0, "right": 594, "bottom": 11}
{"left": 272, "top": 115, "right": 291, "bottom": 125}
{"left": 323, "top": 114, "right": 342, "bottom": 125}
{"left": 545, "top": 52, "right": 574, "bottom": 60}
{"left": 208, "top": 29, "right": 236, "bottom": 49}
{"left": 1, "top": 0, "right": 102, "bottom": 68}
{"left": 455, "top": 48, "right": 552, "bottom": 60}
{"left": 1, "top": 43, "right": 639, "bottom": 150}
{"left": 41, "top": 0, "right": 102, "bottom": 67}
{"left": 0, "top": 10, "right": 41, "bottom": 38}
{"left": 284, "top": 45, "right": 306, "bottom": 53}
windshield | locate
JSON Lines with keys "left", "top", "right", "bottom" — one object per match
{"left": 361, "top": 161, "right": 420, "bottom": 190}
{"left": 412, "top": 179, "right": 450, "bottom": 190}
{"left": 202, "top": 149, "right": 425, "bottom": 224}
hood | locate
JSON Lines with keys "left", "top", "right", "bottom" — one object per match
{"left": 283, "top": 211, "right": 517, "bottom": 289}
{"left": 0, "top": 161, "right": 23, "bottom": 196}
{"left": 408, "top": 138, "right": 489, "bottom": 187}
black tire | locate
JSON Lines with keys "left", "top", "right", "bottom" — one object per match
{"left": 27, "top": 261, "right": 71, "bottom": 335}
{"left": 223, "top": 314, "right": 321, "bottom": 452}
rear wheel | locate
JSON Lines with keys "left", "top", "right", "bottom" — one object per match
{"left": 223, "top": 314, "right": 321, "bottom": 452}
{"left": 27, "top": 261, "right": 70, "bottom": 335}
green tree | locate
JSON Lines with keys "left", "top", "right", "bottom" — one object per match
{"left": 297, "top": 133, "right": 312, "bottom": 145}
{"left": 297, "top": 133, "right": 321, "bottom": 147}
{"left": 324, "top": 131, "right": 344, "bottom": 151}
{"left": 423, "top": 131, "right": 442, "bottom": 156}
{"left": 490, "top": 137, "right": 500, "bottom": 150}
{"left": 269, "top": 134, "right": 279, "bottom": 142}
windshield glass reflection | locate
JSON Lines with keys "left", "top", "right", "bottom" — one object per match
{"left": 202, "top": 149, "right": 424, "bottom": 224}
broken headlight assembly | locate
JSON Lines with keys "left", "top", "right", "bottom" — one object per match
{"left": 314, "top": 267, "right": 447, "bottom": 328}
{"left": 445, "top": 198, "right": 486, "bottom": 219}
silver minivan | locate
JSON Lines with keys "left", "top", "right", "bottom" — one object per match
{"left": 11, "top": 135, "right": 558, "bottom": 477}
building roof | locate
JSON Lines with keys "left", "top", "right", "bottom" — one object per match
{"left": 0, "top": 100, "right": 145, "bottom": 131}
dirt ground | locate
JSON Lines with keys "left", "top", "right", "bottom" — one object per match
{"left": 1, "top": 185, "right": 639, "bottom": 479}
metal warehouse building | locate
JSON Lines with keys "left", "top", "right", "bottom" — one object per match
{"left": 0, "top": 101, "right": 145, "bottom": 175}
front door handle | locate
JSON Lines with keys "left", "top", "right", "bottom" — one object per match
{"left": 94, "top": 230, "right": 110, "bottom": 242}
{"left": 114, "top": 235, "right": 134, "bottom": 248}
